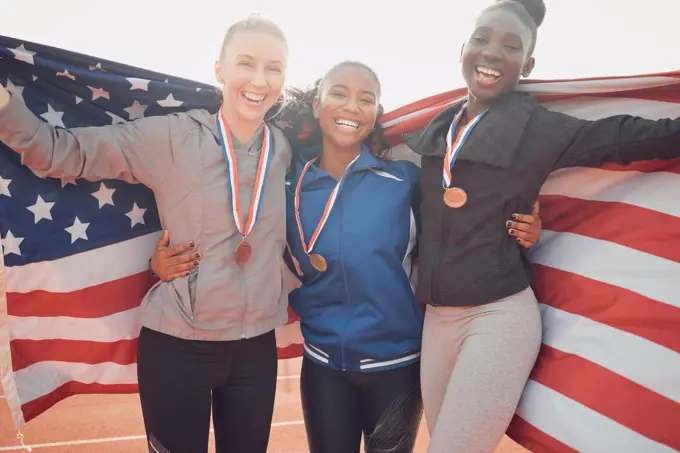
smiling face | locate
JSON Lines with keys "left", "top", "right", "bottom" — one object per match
{"left": 313, "top": 64, "right": 380, "bottom": 150}
{"left": 461, "top": 7, "right": 535, "bottom": 103}
{"left": 214, "top": 29, "right": 287, "bottom": 124}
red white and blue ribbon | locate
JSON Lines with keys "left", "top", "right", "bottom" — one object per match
{"left": 216, "top": 107, "right": 273, "bottom": 239}
{"left": 442, "top": 105, "right": 488, "bottom": 188}
{"left": 294, "top": 154, "right": 360, "bottom": 255}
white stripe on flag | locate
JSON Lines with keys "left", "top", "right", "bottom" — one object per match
{"left": 539, "top": 304, "right": 680, "bottom": 403}
{"left": 15, "top": 361, "right": 137, "bottom": 404}
{"left": 531, "top": 231, "right": 680, "bottom": 309}
{"left": 6, "top": 232, "right": 161, "bottom": 293}
{"left": 517, "top": 76, "right": 680, "bottom": 95}
{"left": 9, "top": 308, "right": 140, "bottom": 342}
{"left": 517, "top": 380, "right": 678, "bottom": 453}
{"left": 540, "top": 168, "right": 680, "bottom": 217}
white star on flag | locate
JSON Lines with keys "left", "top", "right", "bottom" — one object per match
{"left": 5, "top": 79, "right": 25, "bottom": 101}
{"left": 2, "top": 230, "right": 24, "bottom": 257}
{"left": 158, "top": 93, "right": 183, "bottom": 108}
{"left": 26, "top": 195, "right": 55, "bottom": 224}
{"left": 106, "top": 111, "right": 126, "bottom": 124}
{"left": 88, "top": 86, "right": 110, "bottom": 101}
{"left": 126, "top": 203, "right": 147, "bottom": 227}
{"left": 61, "top": 178, "right": 78, "bottom": 188}
{"left": 126, "top": 77, "right": 150, "bottom": 91}
{"left": 65, "top": 217, "right": 90, "bottom": 244}
{"left": 56, "top": 70, "right": 76, "bottom": 81}
{"left": 40, "top": 104, "right": 65, "bottom": 128}
{"left": 10, "top": 44, "right": 36, "bottom": 65}
{"left": 124, "top": 100, "right": 147, "bottom": 120}
{"left": 0, "top": 176, "right": 12, "bottom": 197}
{"left": 91, "top": 182, "right": 116, "bottom": 209}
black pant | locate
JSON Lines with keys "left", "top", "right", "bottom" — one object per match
{"left": 136, "top": 327, "right": 278, "bottom": 453}
{"left": 301, "top": 357, "right": 423, "bottom": 453}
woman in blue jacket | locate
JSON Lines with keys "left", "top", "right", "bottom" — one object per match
{"left": 276, "top": 61, "right": 542, "bottom": 453}
{"left": 150, "top": 61, "right": 542, "bottom": 452}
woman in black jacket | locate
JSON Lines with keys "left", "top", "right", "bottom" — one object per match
{"left": 404, "top": 1, "right": 680, "bottom": 452}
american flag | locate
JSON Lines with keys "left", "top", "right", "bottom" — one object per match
{"left": 1, "top": 36, "right": 678, "bottom": 453}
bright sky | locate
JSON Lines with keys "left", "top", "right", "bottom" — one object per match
{"left": 3, "top": 0, "right": 679, "bottom": 111}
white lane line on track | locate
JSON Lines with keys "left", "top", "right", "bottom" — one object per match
{"left": 0, "top": 420, "right": 305, "bottom": 451}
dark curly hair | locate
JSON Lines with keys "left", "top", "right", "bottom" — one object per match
{"left": 273, "top": 61, "right": 392, "bottom": 160}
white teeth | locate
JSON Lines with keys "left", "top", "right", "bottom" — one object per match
{"left": 477, "top": 67, "right": 502, "bottom": 77}
{"left": 335, "top": 119, "right": 359, "bottom": 129}
{"left": 242, "top": 92, "right": 265, "bottom": 102}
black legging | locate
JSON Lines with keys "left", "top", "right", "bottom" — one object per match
{"left": 136, "top": 326, "right": 278, "bottom": 453}
{"left": 301, "top": 357, "right": 423, "bottom": 453}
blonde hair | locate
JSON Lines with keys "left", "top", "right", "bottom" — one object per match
{"left": 219, "top": 14, "right": 288, "bottom": 60}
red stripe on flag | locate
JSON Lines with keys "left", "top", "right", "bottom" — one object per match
{"left": 507, "top": 415, "right": 580, "bottom": 453}
{"left": 539, "top": 195, "right": 680, "bottom": 264}
{"left": 7, "top": 271, "right": 157, "bottom": 318}
{"left": 10, "top": 338, "right": 138, "bottom": 371}
{"left": 21, "top": 382, "right": 138, "bottom": 424}
{"left": 531, "top": 345, "right": 680, "bottom": 451}
{"left": 533, "top": 265, "right": 680, "bottom": 353}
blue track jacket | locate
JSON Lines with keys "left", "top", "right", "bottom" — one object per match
{"left": 285, "top": 145, "right": 423, "bottom": 372}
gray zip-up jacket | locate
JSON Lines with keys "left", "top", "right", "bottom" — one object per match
{"left": 0, "top": 92, "right": 292, "bottom": 341}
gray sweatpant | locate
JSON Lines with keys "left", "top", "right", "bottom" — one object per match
{"left": 421, "top": 287, "right": 543, "bottom": 453}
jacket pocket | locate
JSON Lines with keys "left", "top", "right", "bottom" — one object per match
{"left": 168, "top": 268, "right": 199, "bottom": 317}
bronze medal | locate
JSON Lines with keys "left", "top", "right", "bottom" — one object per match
{"left": 216, "top": 108, "right": 274, "bottom": 270}
{"left": 309, "top": 253, "right": 328, "bottom": 272}
{"left": 443, "top": 187, "right": 467, "bottom": 208}
{"left": 294, "top": 154, "right": 361, "bottom": 275}
{"left": 235, "top": 241, "right": 252, "bottom": 265}
{"left": 442, "top": 104, "right": 487, "bottom": 210}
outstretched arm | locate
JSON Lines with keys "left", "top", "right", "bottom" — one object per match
{"left": 0, "top": 83, "right": 176, "bottom": 188}
{"left": 550, "top": 109, "right": 680, "bottom": 170}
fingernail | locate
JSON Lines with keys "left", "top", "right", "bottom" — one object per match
{"left": 509, "top": 229, "right": 515, "bottom": 235}
{"left": 194, "top": 252, "right": 201, "bottom": 259}
{"left": 188, "top": 241, "right": 195, "bottom": 248}
{"left": 185, "top": 271, "right": 190, "bottom": 276}
{"left": 506, "top": 221, "right": 512, "bottom": 227}
{"left": 516, "top": 238, "right": 521, "bottom": 243}
{"left": 193, "top": 260, "right": 199, "bottom": 266}
{"left": 512, "top": 214, "right": 518, "bottom": 219}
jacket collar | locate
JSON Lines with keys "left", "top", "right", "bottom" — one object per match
{"left": 402, "top": 91, "right": 538, "bottom": 169}
{"left": 291, "top": 144, "right": 387, "bottom": 187}
{"left": 188, "top": 109, "right": 266, "bottom": 149}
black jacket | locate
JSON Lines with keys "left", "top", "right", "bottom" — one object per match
{"left": 403, "top": 92, "right": 680, "bottom": 307}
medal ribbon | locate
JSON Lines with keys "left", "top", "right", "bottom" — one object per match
{"left": 216, "top": 107, "right": 273, "bottom": 240}
{"left": 442, "top": 104, "right": 488, "bottom": 188}
{"left": 294, "top": 154, "right": 361, "bottom": 255}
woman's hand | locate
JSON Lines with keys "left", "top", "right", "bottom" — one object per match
{"left": 150, "top": 231, "right": 200, "bottom": 281}
{"left": 506, "top": 201, "right": 542, "bottom": 249}
{"left": 0, "top": 83, "right": 11, "bottom": 110}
